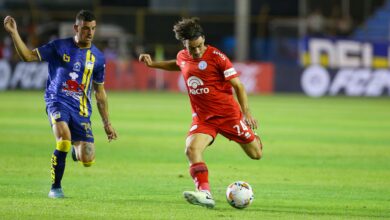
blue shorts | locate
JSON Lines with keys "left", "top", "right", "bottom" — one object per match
{"left": 46, "top": 103, "right": 94, "bottom": 142}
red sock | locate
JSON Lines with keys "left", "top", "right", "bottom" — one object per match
{"left": 189, "top": 162, "right": 210, "bottom": 192}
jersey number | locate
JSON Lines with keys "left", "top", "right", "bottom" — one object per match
{"left": 233, "top": 120, "right": 248, "bottom": 136}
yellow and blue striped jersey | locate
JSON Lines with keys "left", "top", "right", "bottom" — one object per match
{"left": 36, "top": 37, "right": 105, "bottom": 117}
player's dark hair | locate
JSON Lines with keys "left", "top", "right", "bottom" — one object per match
{"left": 173, "top": 17, "right": 204, "bottom": 41}
{"left": 76, "top": 10, "right": 96, "bottom": 23}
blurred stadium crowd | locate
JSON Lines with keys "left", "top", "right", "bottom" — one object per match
{"left": 1, "top": 0, "right": 390, "bottom": 96}
{"left": 0, "top": 0, "right": 385, "bottom": 62}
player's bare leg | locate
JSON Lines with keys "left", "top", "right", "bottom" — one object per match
{"left": 185, "top": 133, "right": 212, "bottom": 164}
{"left": 239, "top": 134, "right": 263, "bottom": 160}
{"left": 183, "top": 133, "right": 215, "bottom": 208}
{"left": 49, "top": 121, "right": 71, "bottom": 198}
{"left": 72, "top": 141, "right": 95, "bottom": 167}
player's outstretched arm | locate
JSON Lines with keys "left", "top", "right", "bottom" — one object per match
{"left": 93, "top": 83, "right": 118, "bottom": 142}
{"left": 230, "top": 77, "right": 258, "bottom": 130}
{"left": 139, "top": 53, "right": 180, "bottom": 71}
{"left": 3, "top": 16, "right": 39, "bottom": 62}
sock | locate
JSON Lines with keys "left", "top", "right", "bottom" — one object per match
{"left": 50, "top": 140, "right": 71, "bottom": 189}
{"left": 189, "top": 162, "right": 210, "bottom": 192}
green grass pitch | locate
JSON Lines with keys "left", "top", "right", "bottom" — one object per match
{"left": 0, "top": 91, "right": 389, "bottom": 219}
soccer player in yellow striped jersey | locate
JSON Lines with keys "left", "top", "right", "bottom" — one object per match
{"left": 4, "top": 10, "right": 118, "bottom": 198}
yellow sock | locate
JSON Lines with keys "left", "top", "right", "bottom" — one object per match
{"left": 56, "top": 140, "right": 71, "bottom": 152}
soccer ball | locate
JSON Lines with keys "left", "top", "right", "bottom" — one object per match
{"left": 226, "top": 181, "right": 254, "bottom": 209}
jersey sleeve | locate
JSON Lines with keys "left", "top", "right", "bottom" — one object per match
{"left": 93, "top": 58, "right": 105, "bottom": 84}
{"left": 35, "top": 41, "right": 57, "bottom": 62}
{"left": 217, "top": 52, "right": 239, "bottom": 81}
{"left": 176, "top": 50, "right": 183, "bottom": 66}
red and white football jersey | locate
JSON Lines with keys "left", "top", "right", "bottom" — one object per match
{"left": 176, "top": 45, "right": 241, "bottom": 121}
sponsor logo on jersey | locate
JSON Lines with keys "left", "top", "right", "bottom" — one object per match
{"left": 212, "top": 50, "right": 226, "bottom": 60}
{"left": 224, "top": 68, "right": 237, "bottom": 78}
{"left": 73, "top": 62, "right": 81, "bottom": 72}
{"left": 198, "top": 61, "right": 207, "bottom": 70}
{"left": 51, "top": 111, "right": 61, "bottom": 120}
{"left": 63, "top": 54, "right": 70, "bottom": 62}
{"left": 190, "top": 125, "right": 198, "bottom": 132}
{"left": 86, "top": 61, "right": 94, "bottom": 70}
{"left": 62, "top": 72, "right": 84, "bottom": 100}
{"left": 187, "top": 76, "right": 209, "bottom": 95}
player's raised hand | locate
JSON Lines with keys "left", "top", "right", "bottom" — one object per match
{"left": 139, "top": 54, "right": 153, "bottom": 67}
{"left": 104, "top": 123, "right": 117, "bottom": 142}
{"left": 243, "top": 111, "right": 258, "bottom": 130}
{"left": 4, "top": 16, "right": 17, "bottom": 34}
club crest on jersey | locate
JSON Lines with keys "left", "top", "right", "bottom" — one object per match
{"left": 73, "top": 62, "right": 81, "bottom": 72}
{"left": 187, "top": 76, "right": 209, "bottom": 95}
{"left": 198, "top": 61, "right": 207, "bottom": 70}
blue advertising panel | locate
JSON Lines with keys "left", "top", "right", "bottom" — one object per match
{"left": 297, "top": 37, "right": 390, "bottom": 96}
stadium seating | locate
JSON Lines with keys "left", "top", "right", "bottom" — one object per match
{"left": 353, "top": 0, "right": 390, "bottom": 41}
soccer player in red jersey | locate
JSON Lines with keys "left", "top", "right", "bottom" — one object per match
{"left": 139, "top": 17, "right": 263, "bottom": 208}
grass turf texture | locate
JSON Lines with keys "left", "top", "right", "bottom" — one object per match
{"left": 0, "top": 91, "right": 389, "bottom": 219}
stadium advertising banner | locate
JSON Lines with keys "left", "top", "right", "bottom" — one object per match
{"left": 0, "top": 60, "right": 274, "bottom": 94}
{"left": 0, "top": 60, "right": 48, "bottom": 90}
{"left": 300, "top": 37, "right": 390, "bottom": 97}
{"left": 104, "top": 61, "right": 273, "bottom": 94}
